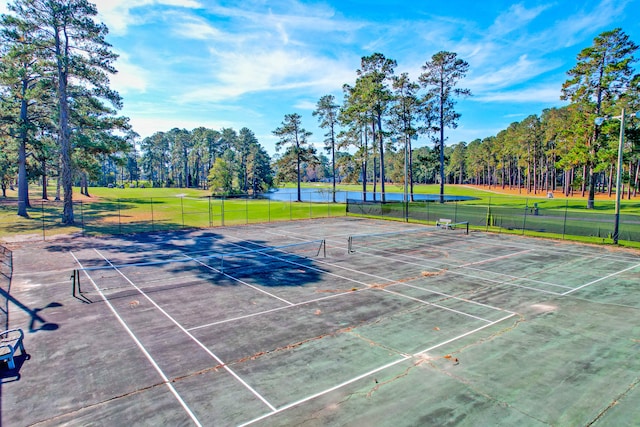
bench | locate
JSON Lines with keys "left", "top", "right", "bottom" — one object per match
{"left": 436, "top": 218, "right": 452, "bottom": 229}
{"left": 0, "top": 328, "right": 25, "bottom": 370}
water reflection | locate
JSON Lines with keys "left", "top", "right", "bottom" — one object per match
{"left": 261, "top": 188, "right": 476, "bottom": 202}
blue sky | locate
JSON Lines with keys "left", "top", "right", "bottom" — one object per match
{"left": 7, "top": 0, "right": 640, "bottom": 155}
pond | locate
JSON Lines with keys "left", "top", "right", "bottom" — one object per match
{"left": 261, "top": 188, "right": 477, "bottom": 202}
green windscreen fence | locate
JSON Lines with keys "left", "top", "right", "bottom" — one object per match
{"left": 346, "top": 198, "right": 640, "bottom": 243}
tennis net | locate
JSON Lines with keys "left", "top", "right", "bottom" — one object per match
{"left": 72, "top": 239, "right": 326, "bottom": 299}
{"left": 347, "top": 224, "right": 468, "bottom": 254}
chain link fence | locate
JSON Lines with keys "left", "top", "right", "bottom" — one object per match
{"left": 0, "top": 195, "right": 346, "bottom": 240}
{"left": 347, "top": 196, "right": 640, "bottom": 244}
{"left": 0, "top": 244, "right": 12, "bottom": 330}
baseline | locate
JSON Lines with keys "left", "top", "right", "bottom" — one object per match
{"left": 238, "top": 311, "right": 516, "bottom": 426}
{"left": 70, "top": 251, "right": 203, "bottom": 427}
{"left": 92, "top": 248, "right": 278, "bottom": 413}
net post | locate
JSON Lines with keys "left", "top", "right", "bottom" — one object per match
{"left": 71, "top": 269, "right": 80, "bottom": 297}
{"left": 348, "top": 236, "right": 354, "bottom": 254}
{"left": 465, "top": 221, "right": 469, "bottom": 235}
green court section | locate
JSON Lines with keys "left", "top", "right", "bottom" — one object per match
{"left": 3, "top": 218, "right": 639, "bottom": 426}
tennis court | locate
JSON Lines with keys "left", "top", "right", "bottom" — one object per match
{"left": 3, "top": 217, "right": 640, "bottom": 426}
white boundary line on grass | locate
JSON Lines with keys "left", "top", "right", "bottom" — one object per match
{"left": 92, "top": 248, "right": 278, "bottom": 413}
{"left": 70, "top": 251, "right": 203, "bottom": 427}
{"left": 238, "top": 312, "right": 517, "bottom": 426}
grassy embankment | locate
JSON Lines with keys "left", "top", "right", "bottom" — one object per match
{"left": 1, "top": 183, "right": 639, "bottom": 248}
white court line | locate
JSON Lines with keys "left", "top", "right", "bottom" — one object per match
{"left": 70, "top": 251, "right": 203, "bottom": 427}
{"left": 238, "top": 312, "right": 517, "bottom": 427}
{"left": 357, "top": 242, "right": 571, "bottom": 291}
{"left": 393, "top": 249, "right": 573, "bottom": 290}
{"left": 458, "top": 249, "right": 534, "bottom": 267}
{"left": 562, "top": 262, "right": 640, "bottom": 295}
{"left": 188, "top": 290, "right": 361, "bottom": 331}
{"left": 92, "top": 249, "right": 278, "bottom": 413}
{"left": 191, "top": 237, "right": 506, "bottom": 326}
{"left": 359, "top": 249, "right": 566, "bottom": 296}
{"left": 252, "top": 228, "right": 571, "bottom": 293}
{"left": 183, "top": 254, "right": 295, "bottom": 306}
{"left": 379, "top": 288, "right": 494, "bottom": 323}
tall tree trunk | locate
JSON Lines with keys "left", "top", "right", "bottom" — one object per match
{"left": 371, "top": 120, "right": 377, "bottom": 201}
{"left": 296, "top": 144, "right": 301, "bottom": 202}
{"left": 362, "top": 127, "right": 367, "bottom": 201}
{"left": 17, "top": 82, "right": 30, "bottom": 217}
{"left": 377, "top": 112, "right": 386, "bottom": 203}
{"left": 57, "top": 27, "right": 74, "bottom": 224}
{"left": 438, "top": 105, "right": 445, "bottom": 203}
{"left": 409, "top": 138, "right": 414, "bottom": 202}
{"left": 628, "top": 160, "right": 632, "bottom": 200}
{"left": 634, "top": 161, "right": 639, "bottom": 197}
{"left": 331, "top": 126, "right": 336, "bottom": 203}
{"left": 42, "top": 158, "right": 48, "bottom": 200}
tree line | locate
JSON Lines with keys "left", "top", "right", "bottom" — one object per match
{"left": 139, "top": 126, "right": 272, "bottom": 196}
{"left": 272, "top": 50, "right": 471, "bottom": 203}
{"left": 445, "top": 29, "right": 640, "bottom": 203}
{"left": 0, "top": 0, "right": 638, "bottom": 227}
{"left": 281, "top": 28, "right": 638, "bottom": 207}
{"left": 0, "top": 0, "right": 133, "bottom": 224}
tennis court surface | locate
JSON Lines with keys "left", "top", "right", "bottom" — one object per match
{"left": 3, "top": 217, "right": 640, "bottom": 426}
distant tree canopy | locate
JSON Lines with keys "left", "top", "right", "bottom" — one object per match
{"left": 140, "top": 126, "right": 273, "bottom": 195}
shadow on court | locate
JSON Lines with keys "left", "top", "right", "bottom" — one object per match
{"left": 2, "top": 218, "right": 640, "bottom": 426}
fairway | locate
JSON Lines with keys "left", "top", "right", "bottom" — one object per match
{"left": 3, "top": 217, "right": 640, "bottom": 426}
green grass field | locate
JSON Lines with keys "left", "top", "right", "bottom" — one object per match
{"left": 1, "top": 183, "right": 639, "bottom": 248}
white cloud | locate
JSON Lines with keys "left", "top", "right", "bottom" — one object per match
{"left": 111, "top": 52, "right": 151, "bottom": 94}
{"left": 94, "top": 0, "right": 203, "bottom": 35}
{"left": 548, "top": 0, "right": 629, "bottom": 48}
{"left": 465, "top": 54, "right": 559, "bottom": 92}
{"left": 488, "top": 3, "right": 550, "bottom": 39}
{"left": 180, "top": 49, "right": 354, "bottom": 102}
{"left": 473, "top": 85, "right": 564, "bottom": 103}
{"left": 171, "top": 14, "right": 224, "bottom": 40}
{"left": 294, "top": 100, "right": 318, "bottom": 110}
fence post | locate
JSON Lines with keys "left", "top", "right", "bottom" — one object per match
{"left": 118, "top": 199, "right": 122, "bottom": 234}
{"left": 208, "top": 196, "right": 212, "bottom": 228}
{"left": 245, "top": 197, "right": 248, "bottom": 224}
{"left": 41, "top": 200, "right": 45, "bottom": 241}
{"left": 150, "top": 197, "right": 155, "bottom": 232}
{"left": 425, "top": 200, "right": 429, "bottom": 223}
{"left": 562, "top": 199, "right": 568, "bottom": 239}
{"left": 268, "top": 197, "right": 271, "bottom": 223}
{"left": 221, "top": 197, "right": 225, "bottom": 226}
{"left": 522, "top": 198, "right": 528, "bottom": 235}
{"left": 80, "top": 200, "right": 85, "bottom": 237}
{"left": 180, "top": 196, "right": 185, "bottom": 228}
